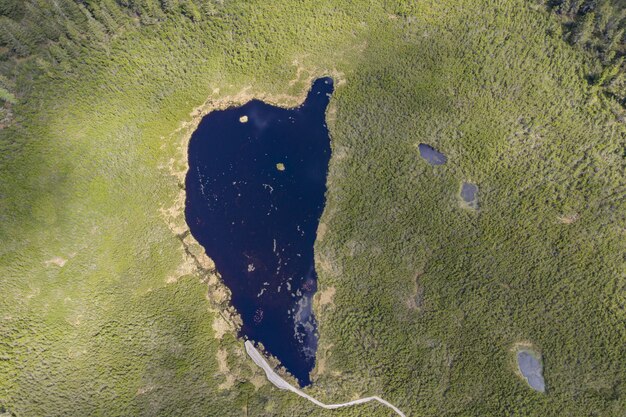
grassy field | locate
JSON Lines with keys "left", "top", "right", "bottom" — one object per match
{"left": 1, "top": 0, "right": 625, "bottom": 416}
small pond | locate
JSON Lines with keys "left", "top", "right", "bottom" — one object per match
{"left": 461, "top": 182, "right": 479, "bottom": 208}
{"left": 418, "top": 143, "right": 447, "bottom": 165}
{"left": 460, "top": 183, "right": 477, "bottom": 203}
{"left": 517, "top": 350, "right": 546, "bottom": 393}
{"left": 185, "top": 78, "right": 334, "bottom": 386}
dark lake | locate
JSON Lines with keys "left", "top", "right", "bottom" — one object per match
{"left": 418, "top": 143, "right": 447, "bottom": 165}
{"left": 185, "top": 78, "right": 334, "bottom": 386}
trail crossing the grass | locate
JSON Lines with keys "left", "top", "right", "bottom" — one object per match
{"left": 244, "top": 340, "right": 406, "bottom": 416}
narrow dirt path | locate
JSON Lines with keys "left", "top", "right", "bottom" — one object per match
{"left": 245, "top": 341, "right": 406, "bottom": 416}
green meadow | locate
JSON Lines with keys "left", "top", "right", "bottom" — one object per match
{"left": 0, "top": 0, "right": 625, "bottom": 415}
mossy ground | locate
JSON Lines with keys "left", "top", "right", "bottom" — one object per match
{"left": 1, "top": 0, "right": 625, "bottom": 416}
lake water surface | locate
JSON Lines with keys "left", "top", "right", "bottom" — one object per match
{"left": 185, "top": 78, "right": 334, "bottom": 386}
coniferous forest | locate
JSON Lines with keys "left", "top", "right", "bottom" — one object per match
{"left": 1, "top": 0, "right": 625, "bottom": 416}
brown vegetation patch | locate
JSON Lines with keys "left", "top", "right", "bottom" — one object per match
{"left": 210, "top": 285, "right": 229, "bottom": 305}
{"left": 212, "top": 315, "right": 233, "bottom": 340}
{"left": 44, "top": 257, "right": 67, "bottom": 267}
{"left": 331, "top": 144, "right": 349, "bottom": 161}
{"left": 316, "top": 250, "right": 342, "bottom": 277}
{"left": 406, "top": 271, "right": 425, "bottom": 310}
{"left": 558, "top": 213, "right": 579, "bottom": 224}
{"left": 317, "top": 222, "right": 328, "bottom": 241}
{"left": 315, "top": 356, "right": 328, "bottom": 377}
{"left": 217, "top": 349, "right": 235, "bottom": 390}
{"left": 288, "top": 61, "right": 308, "bottom": 87}
{"left": 165, "top": 250, "right": 196, "bottom": 284}
{"left": 317, "top": 286, "right": 336, "bottom": 307}
{"left": 249, "top": 374, "right": 267, "bottom": 389}
{"left": 136, "top": 385, "right": 157, "bottom": 396}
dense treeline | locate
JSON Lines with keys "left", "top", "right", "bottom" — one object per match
{"left": 0, "top": 0, "right": 216, "bottom": 61}
{"left": 545, "top": 0, "right": 626, "bottom": 107}
{"left": 0, "top": 0, "right": 218, "bottom": 124}
{"left": 1, "top": 0, "right": 625, "bottom": 115}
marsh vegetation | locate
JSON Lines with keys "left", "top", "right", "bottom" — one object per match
{"left": 0, "top": 1, "right": 625, "bottom": 416}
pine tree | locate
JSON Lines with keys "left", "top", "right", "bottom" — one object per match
{"left": 180, "top": 0, "right": 201, "bottom": 22}
{"left": 0, "top": 0, "right": 24, "bottom": 19}
{"left": 571, "top": 11, "right": 595, "bottom": 45}
{"left": 132, "top": 0, "right": 166, "bottom": 24}
{"left": 78, "top": 4, "right": 107, "bottom": 43}
{"left": 0, "top": 86, "right": 15, "bottom": 103}
{"left": 85, "top": 2, "right": 119, "bottom": 34}
{"left": 160, "top": 0, "right": 178, "bottom": 14}
{"left": 47, "top": 40, "right": 70, "bottom": 65}
{"left": 567, "top": 0, "right": 582, "bottom": 16}
{"left": 596, "top": 56, "right": 624, "bottom": 86}
{"left": 556, "top": 0, "right": 581, "bottom": 17}
{"left": 595, "top": 0, "right": 615, "bottom": 35}
{"left": 100, "top": 0, "right": 129, "bottom": 28}
{"left": 0, "top": 16, "right": 32, "bottom": 57}
{"left": 607, "top": 27, "right": 624, "bottom": 52}
{"left": 23, "top": 1, "right": 63, "bottom": 43}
